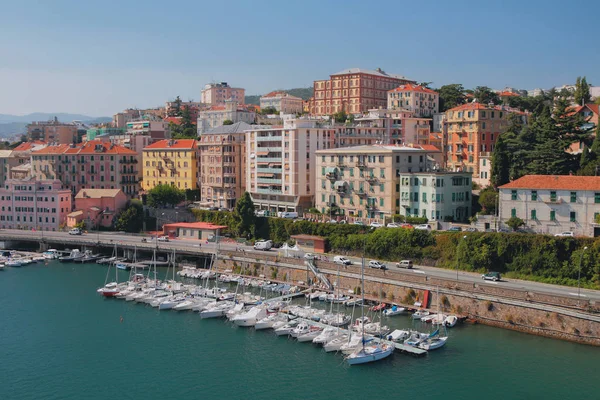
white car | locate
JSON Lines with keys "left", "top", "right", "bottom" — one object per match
{"left": 554, "top": 231, "right": 574, "bottom": 237}
{"left": 414, "top": 224, "right": 432, "bottom": 231}
{"left": 368, "top": 260, "right": 386, "bottom": 269}
{"left": 68, "top": 228, "right": 82, "bottom": 235}
{"left": 157, "top": 236, "right": 169, "bottom": 242}
{"left": 352, "top": 221, "right": 365, "bottom": 226}
{"left": 386, "top": 223, "right": 400, "bottom": 228}
{"left": 304, "top": 253, "right": 315, "bottom": 260}
{"left": 369, "top": 222, "right": 384, "bottom": 228}
{"left": 333, "top": 256, "right": 352, "bottom": 265}
{"left": 326, "top": 220, "right": 338, "bottom": 224}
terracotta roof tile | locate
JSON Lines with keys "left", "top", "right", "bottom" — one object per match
{"left": 144, "top": 139, "right": 197, "bottom": 150}
{"left": 499, "top": 175, "right": 600, "bottom": 191}
{"left": 163, "top": 222, "right": 227, "bottom": 230}
{"left": 389, "top": 84, "right": 438, "bottom": 94}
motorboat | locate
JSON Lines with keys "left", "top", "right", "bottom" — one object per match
{"left": 0, "top": 263, "right": 5, "bottom": 271}
{"left": 42, "top": 249, "right": 60, "bottom": 260}
{"left": 370, "top": 303, "right": 387, "bottom": 312}
{"left": 78, "top": 250, "right": 102, "bottom": 263}
{"left": 430, "top": 314, "right": 448, "bottom": 325}
{"left": 386, "top": 329, "right": 410, "bottom": 342}
{"left": 312, "top": 327, "right": 339, "bottom": 345}
{"left": 255, "top": 313, "right": 287, "bottom": 330}
{"left": 383, "top": 305, "right": 406, "bottom": 317}
{"left": 323, "top": 333, "right": 350, "bottom": 352}
{"left": 232, "top": 306, "right": 268, "bottom": 327}
{"left": 403, "top": 331, "right": 430, "bottom": 347}
{"left": 6, "top": 260, "right": 23, "bottom": 267}
{"left": 420, "top": 315, "right": 435, "bottom": 323}
{"left": 346, "top": 342, "right": 394, "bottom": 365}
{"left": 116, "top": 263, "right": 129, "bottom": 270}
{"left": 290, "top": 321, "right": 311, "bottom": 338}
{"left": 172, "top": 299, "right": 195, "bottom": 311}
{"left": 158, "top": 295, "right": 186, "bottom": 310}
{"left": 412, "top": 310, "right": 430, "bottom": 320}
{"left": 192, "top": 299, "right": 216, "bottom": 312}
{"left": 274, "top": 320, "right": 300, "bottom": 336}
{"left": 344, "top": 298, "right": 363, "bottom": 307}
{"left": 321, "top": 313, "right": 351, "bottom": 327}
{"left": 59, "top": 249, "right": 83, "bottom": 262}
{"left": 97, "top": 282, "right": 119, "bottom": 297}
{"left": 419, "top": 335, "right": 448, "bottom": 351}
{"left": 296, "top": 326, "right": 323, "bottom": 342}
{"left": 200, "top": 301, "right": 234, "bottom": 319}
{"left": 226, "top": 303, "right": 246, "bottom": 321}
{"left": 444, "top": 315, "right": 458, "bottom": 328}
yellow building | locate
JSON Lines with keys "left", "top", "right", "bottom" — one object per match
{"left": 142, "top": 139, "right": 199, "bottom": 191}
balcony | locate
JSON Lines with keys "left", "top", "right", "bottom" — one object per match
{"left": 356, "top": 160, "right": 366, "bottom": 168}
{"left": 356, "top": 189, "right": 367, "bottom": 197}
{"left": 257, "top": 167, "right": 282, "bottom": 173}
{"left": 119, "top": 159, "right": 138, "bottom": 164}
{"left": 365, "top": 204, "right": 378, "bottom": 211}
{"left": 256, "top": 188, "right": 283, "bottom": 195}
{"left": 257, "top": 178, "right": 282, "bottom": 184}
{"left": 366, "top": 175, "right": 378, "bottom": 184}
{"left": 257, "top": 147, "right": 282, "bottom": 153}
{"left": 256, "top": 157, "right": 282, "bottom": 163}
{"left": 120, "top": 178, "right": 139, "bottom": 184}
{"left": 256, "top": 135, "right": 283, "bottom": 142}
{"left": 544, "top": 198, "right": 562, "bottom": 204}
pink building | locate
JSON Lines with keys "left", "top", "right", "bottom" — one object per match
{"left": 0, "top": 179, "right": 71, "bottom": 231}
{"left": 68, "top": 189, "right": 128, "bottom": 228}
{"left": 201, "top": 82, "right": 245, "bottom": 105}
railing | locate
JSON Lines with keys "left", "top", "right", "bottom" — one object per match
{"left": 256, "top": 135, "right": 283, "bottom": 142}
{"left": 257, "top": 167, "right": 282, "bottom": 173}
{"left": 256, "top": 157, "right": 283, "bottom": 163}
{"left": 256, "top": 188, "right": 283, "bottom": 194}
{"left": 257, "top": 178, "right": 282, "bottom": 184}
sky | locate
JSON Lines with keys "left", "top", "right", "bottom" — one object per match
{"left": 1, "top": 0, "right": 599, "bottom": 117}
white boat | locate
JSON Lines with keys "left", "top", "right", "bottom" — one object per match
{"left": 6, "top": 260, "right": 22, "bottom": 267}
{"left": 444, "top": 315, "right": 458, "bottom": 328}
{"left": 42, "top": 249, "right": 60, "bottom": 260}
{"left": 255, "top": 314, "right": 286, "bottom": 330}
{"left": 430, "top": 313, "right": 448, "bottom": 325}
{"left": 159, "top": 295, "right": 186, "bottom": 310}
{"left": 296, "top": 326, "right": 323, "bottom": 342}
{"left": 418, "top": 334, "right": 448, "bottom": 351}
{"left": 200, "top": 301, "right": 234, "bottom": 319}
{"left": 312, "top": 327, "right": 339, "bottom": 345}
{"left": 403, "top": 331, "right": 430, "bottom": 347}
{"left": 172, "top": 299, "right": 195, "bottom": 311}
{"left": 274, "top": 320, "right": 300, "bottom": 336}
{"left": 346, "top": 342, "right": 394, "bottom": 365}
{"left": 323, "top": 333, "right": 349, "bottom": 352}
{"left": 225, "top": 303, "right": 246, "bottom": 321}
{"left": 412, "top": 310, "right": 430, "bottom": 320}
{"left": 59, "top": 249, "right": 83, "bottom": 262}
{"left": 97, "top": 282, "right": 120, "bottom": 297}
{"left": 386, "top": 329, "right": 410, "bottom": 342}
{"left": 232, "top": 306, "right": 267, "bottom": 327}
{"left": 420, "top": 315, "right": 435, "bottom": 323}
{"left": 0, "top": 263, "right": 5, "bottom": 271}
{"left": 192, "top": 299, "right": 215, "bottom": 312}
{"left": 290, "top": 321, "right": 311, "bottom": 338}
{"left": 340, "top": 334, "right": 363, "bottom": 354}
{"left": 383, "top": 305, "right": 406, "bottom": 317}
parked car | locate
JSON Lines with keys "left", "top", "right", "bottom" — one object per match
{"left": 304, "top": 253, "right": 315, "bottom": 260}
{"left": 327, "top": 219, "right": 338, "bottom": 224}
{"left": 68, "top": 228, "right": 82, "bottom": 235}
{"left": 448, "top": 226, "right": 462, "bottom": 232}
{"left": 157, "top": 236, "right": 169, "bottom": 242}
{"left": 414, "top": 224, "right": 432, "bottom": 231}
{"left": 255, "top": 210, "right": 267, "bottom": 217}
{"left": 497, "top": 228, "right": 511, "bottom": 233}
{"left": 254, "top": 240, "right": 273, "bottom": 251}
{"left": 352, "top": 220, "right": 365, "bottom": 226}
{"left": 400, "top": 223, "right": 413, "bottom": 229}
{"left": 368, "top": 260, "right": 387, "bottom": 269}
{"left": 333, "top": 256, "right": 352, "bottom": 265}
{"left": 396, "top": 260, "right": 413, "bottom": 269}
{"left": 482, "top": 271, "right": 502, "bottom": 282}
{"left": 386, "top": 222, "right": 400, "bottom": 228}
{"left": 279, "top": 212, "right": 299, "bottom": 219}
{"left": 370, "top": 222, "right": 384, "bottom": 228}
{"left": 465, "top": 227, "right": 478, "bottom": 232}
{"left": 554, "top": 231, "right": 574, "bottom": 237}
{"left": 338, "top": 220, "right": 347, "bottom": 224}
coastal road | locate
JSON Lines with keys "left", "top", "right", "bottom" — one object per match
{"left": 2, "top": 229, "right": 600, "bottom": 302}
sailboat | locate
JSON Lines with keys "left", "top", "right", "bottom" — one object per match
{"left": 97, "top": 244, "right": 120, "bottom": 297}
{"left": 417, "top": 287, "right": 448, "bottom": 351}
{"left": 346, "top": 255, "right": 394, "bottom": 365}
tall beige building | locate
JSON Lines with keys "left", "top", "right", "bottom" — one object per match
{"left": 201, "top": 82, "right": 245, "bottom": 105}
{"left": 388, "top": 84, "right": 439, "bottom": 117}
{"left": 314, "top": 145, "right": 441, "bottom": 222}
{"left": 198, "top": 122, "right": 251, "bottom": 209}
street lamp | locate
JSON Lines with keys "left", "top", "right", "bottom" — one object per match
{"left": 456, "top": 235, "right": 467, "bottom": 281}
{"left": 577, "top": 246, "right": 588, "bottom": 300}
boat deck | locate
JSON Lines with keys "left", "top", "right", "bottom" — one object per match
{"left": 393, "top": 342, "right": 427, "bottom": 356}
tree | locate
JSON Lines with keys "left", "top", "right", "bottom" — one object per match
{"left": 573, "top": 76, "right": 591, "bottom": 106}
{"left": 437, "top": 84, "right": 466, "bottom": 111}
{"left": 168, "top": 96, "right": 183, "bottom": 117}
{"left": 332, "top": 110, "right": 348, "bottom": 123}
{"left": 473, "top": 86, "right": 500, "bottom": 105}
{"left": 260, "top": 106, "right": 278, "bottom": 115}
{"left": 490, "top": 134, "right": 510, "bottom": 187}
{"left": 115, "top": 200, "right": 144, "bottom": 233}
{"left": 478, "top": 187, "right": 498, "bottom": 215}
{"left": 147, "top": 184, "right": 186, "bottom": 208}
{"left": 235, "top": 191, "right": 255, "bottom": 237}
{"left": 506, "top": 216, "right": 525, "bottom": 231}
{"left": 418, "top": 81, "right": 432, "bottom": 88}
{"left": 223, "top": 119, "right": 234, "bottom": 125}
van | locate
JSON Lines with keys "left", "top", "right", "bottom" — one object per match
{"left": 253, "top": 240, "right": 273, "bottom": 251}
{"left": 280, "top": 212, "right": 298, "bottom": 219}
{"left": 368, "top": 260, "right": 386, "bottom": 269}
{"left": 397, "top": 260, "right": 413, "bottom": 269}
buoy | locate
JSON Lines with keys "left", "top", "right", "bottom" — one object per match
{"left": 120, "top": 316, "right": 124, "bottom": 323}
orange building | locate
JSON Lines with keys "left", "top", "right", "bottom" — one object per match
{"left": 310, "top": 68, "right": 415, "bottom": 115}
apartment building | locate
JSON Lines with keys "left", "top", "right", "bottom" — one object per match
{"left": 112, "top": 108, "right": 164, "bottom": 128}
{"left": 85, "top": 127, "right": 125, "bottom": 141}
{"left": 499, "top": 175, "right": 600, "bottom": 237}
{"left": 69, "top": 189, "right": 128, "bottom": 228}
{"left": 142, "top": 139, "right": 199, "bottom": 191}
{"left": 197, "top": 101, "right": 255, "bottom": 134}
{"left": 201, "top": 82, "right": 245, "bottom": 105}
{"left": 398, "top": 171, "right": 472, "bottom": 222}
{"left": 30, "top": 141, "right": 139, "bottom": 197}
{"left": 0, "top": 178, "right": 71, "bottom": 231}
{"left": 27, "top": 118, "right": 78, "bottom": 144}
{"left": 246, "top": 118, "right": 335, "bottom": 214}
{"left": 314, "top": 145, "right": 441, "bottom": 221}
{"left": 260, "top": 91, "right": 304, "bottom": 114}
{"left": 198, "top": 122, "right": 251, "bottom": 209}
{"left": 445, "top": 103, "right": 528, "bottom": 185}
{"left": 311, "top": 68, "right": 416, "bottom": 115}
{"left": 388, "top": 84, "right": 439, "bottom": 117}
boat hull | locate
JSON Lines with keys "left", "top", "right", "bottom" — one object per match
{"left": 347, "top": 346, "right": 394, "bottom": 365}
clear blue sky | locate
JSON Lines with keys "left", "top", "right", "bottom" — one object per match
{"left": 1, "top": 0, "right": 598, "bottom": 117}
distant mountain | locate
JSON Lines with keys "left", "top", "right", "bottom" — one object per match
{"left": 0, "top": 113, "right": 111, "bottom": 124}
{"left": 244, "top": 87, "right": 314, "bottom": 106}
{"left": 0, "top": 122, "right": 27, "bottom": 137}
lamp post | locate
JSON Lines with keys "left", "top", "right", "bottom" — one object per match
{"left": 456, "top": 235, "right": 467, "bottom": 281}
{"left": 577, "top": 246, "right": 588, "bottom": 300}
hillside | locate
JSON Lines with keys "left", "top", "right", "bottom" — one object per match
{"left": 244, "top": 87, "right": 313, "bottom": 106}
{"left": 0, "top": 113, "right": 110, "bottom": 124}
{"left": 0, "top": 122, "right": 27, "bottom": 137}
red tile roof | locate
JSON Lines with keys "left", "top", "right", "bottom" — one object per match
{"left": 262, "top": 91, "right": 287, "bottom": 98}
{"left": 31, "top": 141, "right": 136, "bottom": 155}
{"left": 13, "top": 140, "right": 47, "bottom": 151}
{"left": 498, "top": 91, "right": 519, "bottom": 97}
{"left": 163, "top": 222, "right": 227, "bottom": 230}
{"left": 499, "top": 175, "right": 600, "bottom": 191}
{"left": 209, "top": 106, "right": 226, "bottom": 111}
{"left": 447, "top": 102, "right": 529, "bottom": 115}
{"left": 389, "top": 84, "right": 437, "bottom": 94}
{"left": 31, "top": 144, "right": 71, "bottom": 155}
{"left": 144, "top": 139, "right": 197, "bottom": 150}
{"left": 418, "top": 144, "right": 442, "bottom": 152}
{"left": 164, "top": 117, "right": 197, "bottom": 125}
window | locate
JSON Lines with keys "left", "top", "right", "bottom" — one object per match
{"left": 595, "top": 193, "right": 600, "bottom": 204}
{"left": 570, "top": 192, "right": 577, "bottom": 203}
{"left": 531, "top": 209, "right": 537, "bottom": 220}
{"left": 379, "top": 198, "right": 384, "bottom": 206}
{"left": 511, "top": 190, "right": 517, "bottom": 200}
{"left": 379, "top": 183, "right": 384, "bottom": 192}
{"left": 550, "top": 210, "right": 556, "bottom": 221}
{"left": 482, "top": 159, "right": 486, "bottom": 166}
{"left": 511, "top": 208, "right": 516, "bottom": 218}
{"left": 570, "top": 211, "right": 576, "bottom": 222}
{"left": 531, "top": 190, "right": 537, "bottom": 201}
{"left": 550, "top": 191, "right": 557, "bottom": 202}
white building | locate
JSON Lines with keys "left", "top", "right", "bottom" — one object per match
{"left": 259, "top": 91, "right": 304, "bottom": 114}
{"left": 499, "top": 175, "right": 600, "bottom": 237}
{"left": 388, "top": 84, "right": 439, "bottom": 118}
{"left": 474, "top": 154, "right": 492, "bottom": 188}
{"left": 246, "top": 118, "right": 334, "bottom": 214}
{"left": 201, "top": 82, "right": 245, "bottom": 105}
{"left": 197, "top": 101, "right": 255, "bottom": 134}
{"left": 398, "top": 171, "right": 472, "bottom": 222}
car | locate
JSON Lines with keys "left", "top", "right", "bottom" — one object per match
{"left": 465, "top": 227, "right": 478, "bottom": 232}
{"left": 482, "top": 272, "right": 501, "bottom": 282}
{"left": 326, "top": 219, "right": 338, "bottom": 224}
{"left": 304, "top": 253, "right": 315, "bottom": 260}
{"left": 497, "top": 228, "right": 511, "bottom": 233}
{"left": 414, "top": 224, "right": 432, "bottom": 231}
{"left": 400, "top": 223, "right": 413, "bottom": 229}
{"left": 218, "top": 207, "right": 229, "bottom": 212}
{"left": 397, "top": 260, "right": 413, "bottom": 269}
{"left": 157, "top": 236, "right": 169, "bottom": 242}
{"left": 368, "top": 260, "right": 387, "bottom": 269}
{"left": 333, "top": 256, "right": 352, "bottom": 265}
{"left": 369, "top": 222, "right": 384, "bottom": 228}
{"left": 338, "top": 220, "right": 347, "bottom": 224}
{"left": 68, "top": 228, "right": 82, "bottom": 235}
{"left": 448, "top": 226, "right": 462, "bottom": 232}
{"left": 352, "top": 220, "right": 365, "bottom": 226}
{"left": 554, "top": 231, "right": 574, "bottom": 237}
{"left": 208, "top": 206, "right": 219, "bottom": 211}
{"left": 255, "top": 210, "right": 267, "bottom": 217}
{"left": 254, "top": 240, "right": 273, "bottom": 251}
{"left": 386, "top": 223, "right": 400, "bottom": 228}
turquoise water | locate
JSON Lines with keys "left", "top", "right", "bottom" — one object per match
{"left": 1, "top": 262, "right": 598, "bottom": 400}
